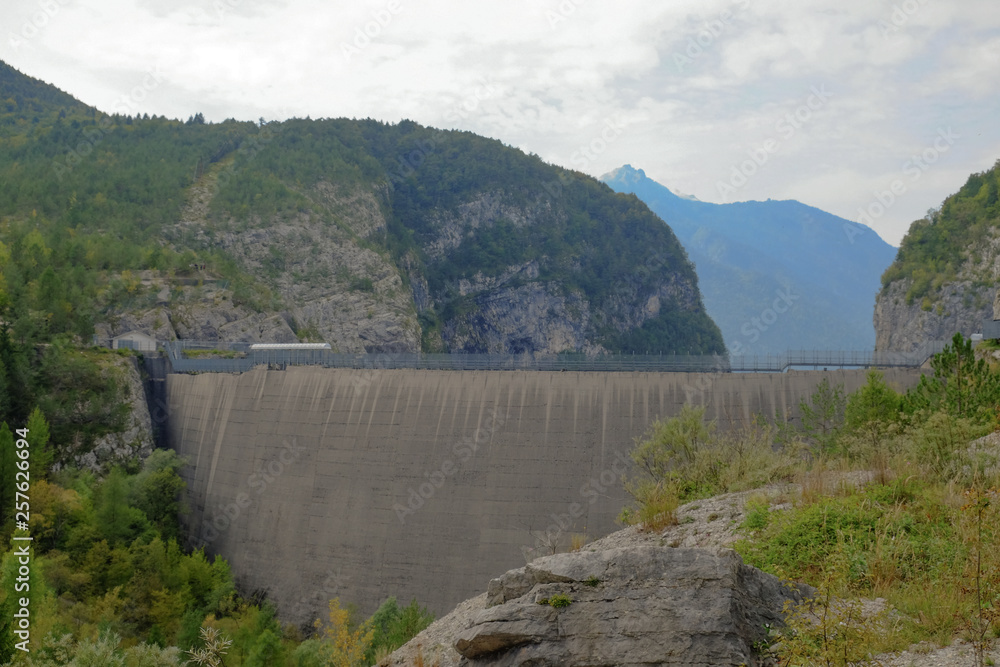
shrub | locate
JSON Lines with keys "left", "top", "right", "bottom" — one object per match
{"left": 623, "top": 407, "right": 796, "bottom": 510}
{"left": 619, "top": 480, "right": 679, "bottom": 532}
{"left": 742, "top": 494, "right": 770, "bottom": 532}
{"left": 548, "top": 594, "right": 571, "bottom": 608}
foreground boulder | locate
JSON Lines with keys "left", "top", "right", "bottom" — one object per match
{"left": 452, "top": 546, "right": 810, "bottom": 667}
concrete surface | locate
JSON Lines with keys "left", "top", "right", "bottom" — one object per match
{"left": 166, "top": 366, "right": 922, "bottom": 625}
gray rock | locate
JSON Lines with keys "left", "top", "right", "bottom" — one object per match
{"left": 455, "top": 547, "right": 811, "bottom": 667}
{"left": 443, "top": 282, "right": 601, "bottom": 355}
{"left": 874, "top": 279, "right": 995, "bottom": 353}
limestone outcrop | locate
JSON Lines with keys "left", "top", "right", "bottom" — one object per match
{"left": 386, "top": 546, "right": 811, "bottom": 667}
{"left": 873, "top": 279, "right": 995, "bottom": 353}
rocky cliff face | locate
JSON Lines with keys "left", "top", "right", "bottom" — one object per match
{"left": 874, "top": 224, "right": 1000, "bottom": 353}
{"left": 873, "top": 279, "right": 995, "bottom": 353}
{"left": 386, "top": 546, "right": 810, "bottom": 667}
{"left": 100, "top": 169, "right": 421, "bottom": 353}
{"left": 95, "top": 119, "right": 723, "bottom": 356}
{"left": 66, "top": 355, "right": 155, "bottom": 473}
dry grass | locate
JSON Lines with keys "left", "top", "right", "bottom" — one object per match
{"left": 625, "top": 481, "right": 679, "bottom": 532}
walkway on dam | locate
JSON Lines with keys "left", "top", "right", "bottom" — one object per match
{"left": 148, "top": 339, "right": 948, "bottom": 374}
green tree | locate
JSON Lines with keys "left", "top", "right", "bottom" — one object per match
{"left": 245, "top": 628, "right": 284, "bottom": 667}
{"left": 365, "top": 597, "right": 434, "bottom": 663}
{"left": 844, "top": 370, "right": 902, "bottom": 451}
{"left": 129, "top": 450, "right": 186, "bottom": 541}
{"left": 905, "top": 332, "right": 1000, "bottom": 425}
{"left": 798, "top": 378, "right": 846, "bottom": 455}
{"left": 0, "top": 322, "right": 31, "bottom": 425}
{"left": 95, "top": 468, "right": 147, "bottom": 545}
{"left": 26, "top": 406, "right": 52, "bottom": 478}
{"left": 629, "top": 404, "right": 714, "bottom": 481}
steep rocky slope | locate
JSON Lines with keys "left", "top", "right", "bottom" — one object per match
{"left": 874, "top": 161, "right": 1000, "bottom": 352}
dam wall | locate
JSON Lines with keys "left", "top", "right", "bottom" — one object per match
{"left": 167, "top": 366, "right": 923, "bottom": 626}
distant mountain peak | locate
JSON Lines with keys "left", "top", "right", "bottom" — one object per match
{"left": 602, "top": 165, "right": 699, "bottom": 201}
{"left": 601, "top": 165, "right": 897, "bottom": 353}
{"left": 602, "top": 164, "right": 646, "bottom": 183}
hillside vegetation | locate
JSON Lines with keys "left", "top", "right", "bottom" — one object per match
{"left": 881, "top": 160, "right": 1000, "bottom": 305}
{"left": 874, "top": 159, "right": 1000, "bottom": 353}
{"left": 0, "top": 58, "right": 726, "bottom": 665}
{"left": 622, "top": 333, "right": 1000, "bottom": 665}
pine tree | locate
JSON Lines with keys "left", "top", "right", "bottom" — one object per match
{"left": 25, "top": 407, "right": 51, "bottom": 479}
{"left": 96, "top": 468, "right": 142, "bottom": 545}
{"left": 904, "top": 332, "right": 1000, "bottom": 424}
{"left": 798, "top": 378, "right": 846, "bottom": 454}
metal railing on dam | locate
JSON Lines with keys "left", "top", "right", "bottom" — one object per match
{"left": 150, "top": 339, "right": 950, "bottom": 374}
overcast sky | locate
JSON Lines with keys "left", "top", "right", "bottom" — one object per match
{"left": 2, "top": 0, "right": 999, "bottom": 246}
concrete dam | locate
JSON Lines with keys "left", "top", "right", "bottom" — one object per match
{"left": 166, "top": 365, "right": 923, "bottom": 626}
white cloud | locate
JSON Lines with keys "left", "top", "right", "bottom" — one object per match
{"left": 0, "top": 0, "right": 998, "bottom": 246}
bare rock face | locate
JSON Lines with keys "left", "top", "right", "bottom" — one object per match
{"left": 443, "top": 282, "right": 601, "bottom": 355}
{"left": 449, "top": 546, "right": 810, "bottom": 667}
{"left": 874, "top": 279, "right": 995, "bottom": 353}
{"left": 993, "top": 288, "right": 1000, "bottom": 321}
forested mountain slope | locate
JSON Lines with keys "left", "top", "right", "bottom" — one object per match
{"left": 0, "top": 61, "right": 724, "bottom": 356}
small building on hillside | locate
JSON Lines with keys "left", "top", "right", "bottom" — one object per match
{"left": 112, "top": 331, "right": 158, "bottom": 352}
